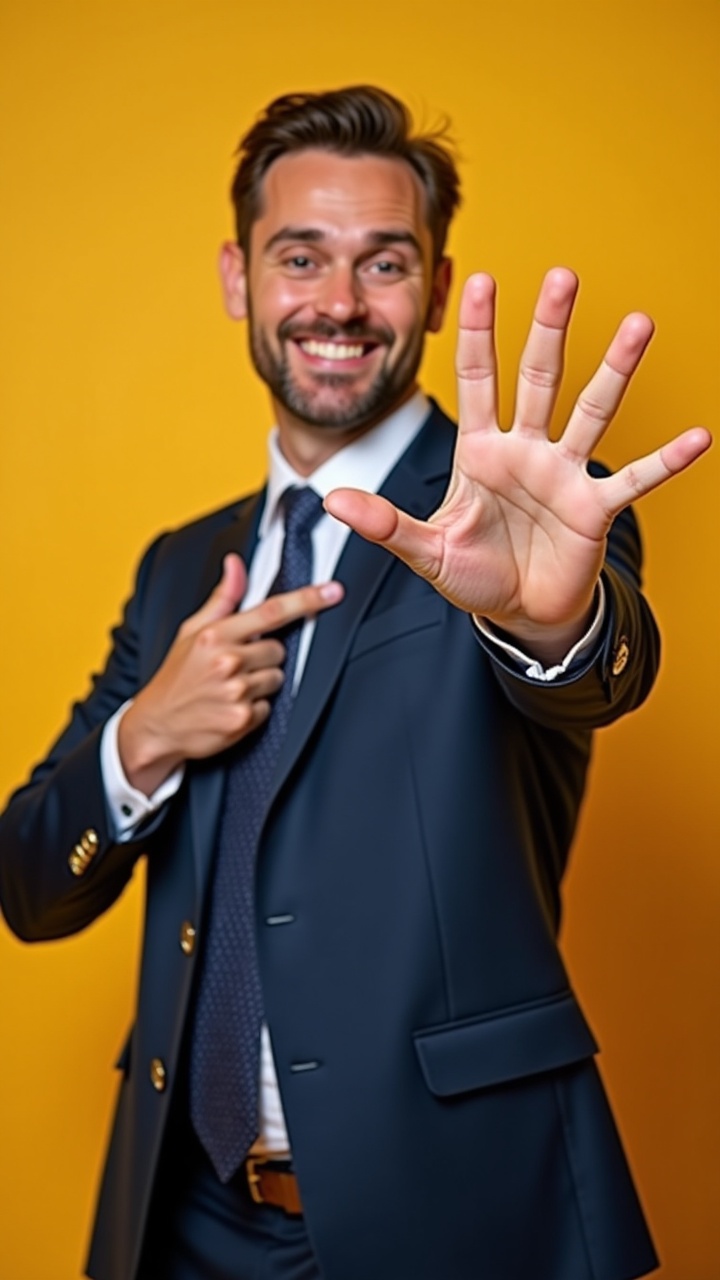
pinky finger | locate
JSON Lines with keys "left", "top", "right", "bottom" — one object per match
{"left": 600, "top": 426, "right": 712, "bottom": 515}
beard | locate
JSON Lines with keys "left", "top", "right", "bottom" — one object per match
{"left": 247, "top": 313, "right": 427, "bottom": 431}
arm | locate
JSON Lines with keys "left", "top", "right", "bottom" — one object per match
{"left": 0, "top": 539, "right": 343, "bottom": 942}
{"left": 0, "top": 534, "right": 169, "bottom": 941}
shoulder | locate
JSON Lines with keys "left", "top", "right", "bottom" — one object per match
{"left": 159, "top": 490, "right": 262, "bottom": 548}
{"left": 141, "top": 489, "right": 262, "bottom": 566}
{"left": 125, "top": 490, "right": 265, "bottom": 627}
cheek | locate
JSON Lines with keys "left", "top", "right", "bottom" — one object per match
{"left": 250, "top": 277, "right": 310, "bottom": 325}
{"left": 384, "top": 294, "right": 428, "bottom": 349}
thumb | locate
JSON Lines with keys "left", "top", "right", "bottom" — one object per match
{"left": 183, "top": 553, "right": 247, "bottom": 634}
{"left": 325, "top": 489, "right": 443, "bottom": 581}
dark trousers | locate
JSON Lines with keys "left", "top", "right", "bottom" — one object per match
{"left": 138, "top": 1120, "right": 321, "bottom": 1280}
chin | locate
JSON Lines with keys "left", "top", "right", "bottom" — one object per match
{"left": 279, "top": 374, "right": 411, "bottom": 434}
{"left": 286, "top": 401, "right": 388, "bottom": 433}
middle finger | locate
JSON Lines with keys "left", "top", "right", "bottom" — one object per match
{"left": 513, "top": 268, "right": 578, "bottom": 435}
{"left": 237, "top": 637, "right": 287, "bottom": 672}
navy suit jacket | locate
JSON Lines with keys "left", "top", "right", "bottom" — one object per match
{"left": 0, "top": 403, "right": 659, "bottom": 1280}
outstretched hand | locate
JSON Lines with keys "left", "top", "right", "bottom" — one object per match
{"left": 324, "top": 269, "right": 711, "bottom": 662}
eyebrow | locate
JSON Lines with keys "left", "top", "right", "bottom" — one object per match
{"left": 262, "top": 226, "right": 424, "bottom": 256}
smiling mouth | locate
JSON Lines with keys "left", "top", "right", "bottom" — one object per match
{"left": 296, "top": 338, "right": 378, "bottom": 363}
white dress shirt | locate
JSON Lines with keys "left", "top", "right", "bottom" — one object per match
{"left": 100, "top": 389, "right": 603, "bottom": 1155}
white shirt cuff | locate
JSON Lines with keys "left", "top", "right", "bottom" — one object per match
{"left": 473, "top": 580, "right": 606, "bottom": 681}
{"left": 100, "top": 701, "right": 185, "bottom": 840}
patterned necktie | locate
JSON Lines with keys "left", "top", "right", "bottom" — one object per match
{"left": 190, "top": 486, "right": 324, "bottom": 1182}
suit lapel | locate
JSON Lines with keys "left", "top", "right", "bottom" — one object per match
{"left": 195, "top": 491, "right": 266, "bottom": 604}
{"left": 189, "top": 490, "right": 266, "bottom": 899}
{"left": 270, "top": 403, "right": 455, "bottom": 806}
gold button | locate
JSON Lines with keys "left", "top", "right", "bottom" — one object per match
{"left": 68, "top": 849, "right": 88, "bottom": 876}
{"left": 80, "top": 829, "right": 99, "bottom": 856}
{"left": 179, "top": 921, "right": 196, "bottom": 956}
{"left": 149, "top": 1058, "right": 167, "bottom": 1092}
{"left": 611, "top": 638, "right": 630, "bottom": 676}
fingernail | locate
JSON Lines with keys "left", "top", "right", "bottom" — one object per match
{"left": 319, "top": 581, "right": 344, "bottom": 603}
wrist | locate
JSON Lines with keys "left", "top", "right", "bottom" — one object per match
{"left": 482, "top": 600, "right": 596, "bottom": 668}
{"left": 118, "top": 701, "right": 184, "bottom": 797}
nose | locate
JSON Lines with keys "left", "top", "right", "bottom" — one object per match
{"left": 315, "top": 264, "right": 367, "bottom": 323}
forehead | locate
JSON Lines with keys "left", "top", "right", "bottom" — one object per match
{"left": 250, "top": 149, "right": 432, "bottom": 253}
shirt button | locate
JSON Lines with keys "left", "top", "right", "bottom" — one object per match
{"left": 179, "top": 921, "right": 196, "bottom": 955}
{"left": 149, "top": 1058, "right": 167, "bottom": 1092}
{"left": 121, "top": 804, "right": 133, "bottom": 818}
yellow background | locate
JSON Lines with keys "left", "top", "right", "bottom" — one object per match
{"left": 1, "top": 1, "right": 718, "bottom": 1276}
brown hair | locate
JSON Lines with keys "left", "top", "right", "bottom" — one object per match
{"left": 231, "top": 85, "right": 461, "bottom": 263}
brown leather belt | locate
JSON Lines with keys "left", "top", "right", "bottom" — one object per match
{"left": 245, "top": 1157, "right": 303, "bottom": 1215}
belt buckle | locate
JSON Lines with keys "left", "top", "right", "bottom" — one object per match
{"left": 245, "top": 1156, "right": 266, "bottom": 1205}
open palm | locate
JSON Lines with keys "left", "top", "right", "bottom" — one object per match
{"left": 325, "top": 269, "right": 710, "bottom": 658}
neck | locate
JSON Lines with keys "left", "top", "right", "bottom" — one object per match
{"left": 272, "top": 385, "right": 418, "bottom": 475}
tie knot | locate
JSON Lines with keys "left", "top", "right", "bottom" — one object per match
{"left": 280, "top": 486, "right": 324, "bottom": 539}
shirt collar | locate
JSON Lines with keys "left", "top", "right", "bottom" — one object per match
{"left": 259, "top": 390, "right": 431, "bottom": 538}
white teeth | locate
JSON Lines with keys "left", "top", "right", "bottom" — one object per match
{"left": 300, "top": 340, "right": 365, "bottom": 361}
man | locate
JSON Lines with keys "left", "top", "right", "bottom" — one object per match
{"left": 0, "top": 86, "right": 710, "bottom": 1280}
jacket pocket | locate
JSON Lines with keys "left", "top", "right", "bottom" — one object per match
{"left": 413, "top": 990, "right": 598, "bottom": 1097}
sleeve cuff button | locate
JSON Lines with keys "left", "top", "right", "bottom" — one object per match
{"left": 611, "top": 637, "right": 630, "bottom": 676}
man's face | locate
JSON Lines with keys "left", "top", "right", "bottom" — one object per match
{"left": 221, "top": 150, "right": 451, "bottom": 442}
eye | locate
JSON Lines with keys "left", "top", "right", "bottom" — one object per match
{"left": 363, "top": 257, "right": 407, "bottom": 282}
{"left": 286, "top": 254, "right": 317, "bottom": 270}
{"left": 370, "top": 259, "right": 402, "bottom": 275}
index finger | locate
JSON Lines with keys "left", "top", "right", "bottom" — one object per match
{"left": 235, "top": 580, "right": 345, "bottom": 640}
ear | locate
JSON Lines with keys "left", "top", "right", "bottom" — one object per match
{"left": 219, "top": 241, "right": 248, "bottom": 321}
{"left": 426, "top": 256, "right": 453, "bottom": 334}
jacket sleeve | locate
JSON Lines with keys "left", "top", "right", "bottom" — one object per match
{"left": 0, "top": 533, "right": 172, "bottom": 942}
{"left": 473, "top": 496, "right": 661, "bottom": 730}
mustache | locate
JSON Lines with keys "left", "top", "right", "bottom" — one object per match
{"left": 278, "top": 318, "right": 393, "bottom": 345}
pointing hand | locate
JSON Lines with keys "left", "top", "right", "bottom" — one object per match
{"left": 118, "top": 553, "right": 343, "bottom": 795}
